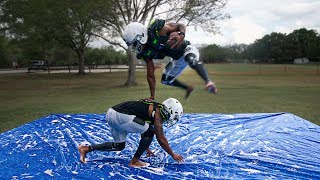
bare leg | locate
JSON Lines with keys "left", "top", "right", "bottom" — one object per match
{"left": 129, "top": 157, "right": 150, "bottom": 168}
{"left": 161, "top": 74, "right": 194, "bottom": 98}
{"left": 78, "top": 145, "right": 90, "bottom": 163}
{"left": 185, "top": 86, "right": 194, "bottom": 99}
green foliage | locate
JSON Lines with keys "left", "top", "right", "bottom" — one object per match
{"left": 200, "top": 44, "right": 227, "bottom": 62}
{"left": 0, "top": 36, "right": 128, "bottom": 67}
{"left": 0, "top": 36, "right": 10, "bottom": 67}
{"left": 244, "top": 28, "right": 320, "bottom": 62}
{"left": 201, "top": 28, "right": 320, "bottom": 63}
{"left": 286, "top": 28, "right": 320, "bottom": 58}
{"left": 0, "top": 35, "right": 26, "bottom": 68}
{"left": 85, "top": 46, "right": 127, "bottom": 65}
{"left": 0, "top": 0, "right": 112, "bottom": 72}
{"left": 200, "top": 44, "right": 247, "bottom": 63}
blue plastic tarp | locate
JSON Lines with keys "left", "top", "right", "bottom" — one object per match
{"left": 0, "top": 113, "right": 319, "bottom": 179}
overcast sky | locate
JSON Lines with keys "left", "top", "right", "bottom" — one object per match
{"left": 90, "top": 0, "right": 320, "bottom": 48}
{"left": 187, "top": 0, "right": 320, "bottom": 46}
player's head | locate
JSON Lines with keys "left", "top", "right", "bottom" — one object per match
{"left": 123, "top": 22, "right": 148, "bottom": 53}
{"left": 162, "top": 98, "right": 183, "bottom": 127}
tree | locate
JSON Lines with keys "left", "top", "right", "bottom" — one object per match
{"left": 285, "top": 28, "right": 320, "bottom": 58}
{"left": 200, "top": 44, "right": 227, "bottom": 62}
{"left": 0, "top": 0, "right": 112, "bottom": 74}
{"left": 240, "top": 28, "right": 320, "bottom": 63}
{"left": 200, "top": 43, "right": 246, "bottom": 63}
{"left": 94, "top": 0, "right": 229, "bottom": 86}
{"left": 243, "top": 33, "right": 285, "bottom": 62}
{"left": 85, "top": 46, "right": 127, "bottom": 65}
{"left": 268, "top": 32, "right": 286, "bottom": 59}
{"left": 45, "top": 0, "right": 112, "bottom": 74}
{"left": 224, "top": 44, "right": 248, "bottom": 59}
{"left": 0, "top": 35, "right": 10, "bottom": 67}
{"left": 0, "top": 0, "right": 57, "bottom": 66}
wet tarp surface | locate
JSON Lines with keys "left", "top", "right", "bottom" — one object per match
{"left": 0, "top": 113, "right": 319, "bottom": 179}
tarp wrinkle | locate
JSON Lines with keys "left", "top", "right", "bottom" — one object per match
{"left": 0, "top": 113, "right": 319, "bottom": 179}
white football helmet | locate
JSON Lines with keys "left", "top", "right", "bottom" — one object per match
{"left": 123, "top": 22, "right": 148, "bottom": 53}
{"left": 162, "top": 98, "right": 183, "bottom": 127}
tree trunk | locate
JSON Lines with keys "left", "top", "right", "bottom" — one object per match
{"left": 124, "top": 48, "right": 137, "bottom": 86}
{"left": 78, "top": 48, "right": 86, "bottom": 74}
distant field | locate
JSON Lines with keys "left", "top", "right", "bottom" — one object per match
{"left": 207, "top": 63, "right": 320, "bottom": 75}
{"left": 0, "top": 63, "right": 319, "bottom": 133}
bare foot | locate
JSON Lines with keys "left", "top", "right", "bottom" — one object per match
{"left": 129, "top": 158, "right": 150, "bottom": 168}
{"left": 78, "top": 145, "right": 89, "bottom": 163}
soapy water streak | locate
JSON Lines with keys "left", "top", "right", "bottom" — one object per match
{"left": 0, "top": 113, "right": 319, "bottom": 179}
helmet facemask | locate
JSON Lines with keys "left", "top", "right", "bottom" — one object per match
{"left": 163, "top": 111, "right": 179, "bottom": 128}
{"left": 131, "top": 35, "right": 144, "bottom": 53}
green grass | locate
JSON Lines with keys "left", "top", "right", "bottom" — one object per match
{"left": 1, "top": 64, "right": 319, "bottom": 133}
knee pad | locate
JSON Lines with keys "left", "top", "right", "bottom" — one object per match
{"left": 161, "top": 74, "right": 175, "bottom": 85}
{"left": 185, "top": 53, "right": 199, "bottom": 68}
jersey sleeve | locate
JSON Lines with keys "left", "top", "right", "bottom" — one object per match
{"left": 136, "top": 19, "right": 166, "bottom": 61}
{"left": 148, "top": 19, "right": 165, "bottom": 32}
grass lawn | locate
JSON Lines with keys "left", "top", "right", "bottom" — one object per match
{"left": 0, "top": 64, "right": 319, "bottom": 133}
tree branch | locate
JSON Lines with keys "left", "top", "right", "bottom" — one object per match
{"left": 93, "top": 33, "right": 126, "bottom": 50}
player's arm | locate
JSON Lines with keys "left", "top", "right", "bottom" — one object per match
{"left": 160, "top": 23, "right": 186, "bottom": 48}
{"left": 154, "top": 111, "right": 174, "bottom": 156}
{"left": 154, "top": 108, "right": 184, "bottom": 162}
{"left": 145, "top": 58, "right": 156, "bottom": 99}
{"left": 160, "top": 22, "right": 186, "bottom": 35}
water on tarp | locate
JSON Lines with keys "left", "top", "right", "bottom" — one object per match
{"left": 0, "top": 113, "right": 319, "bottom": 179}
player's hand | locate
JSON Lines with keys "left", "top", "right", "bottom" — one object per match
{"left": 172, "top": 153, "right": 184, "bottom": 163}
{"left": 141, "top": 97, "right": 154, "bottom": 102}
{"left": 172, "top": 35, "right": 184, "bottom": 49}
{"left": 167, "top": 32, "right": 184, "bottom": 49}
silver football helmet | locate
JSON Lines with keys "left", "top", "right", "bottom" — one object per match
{"left": 123, "top": 22, "right": 148, "bottom": 53}
{"left": 162, "top": 98, "right": 183, "bottom": 127}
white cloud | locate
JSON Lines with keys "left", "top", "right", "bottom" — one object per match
{"left": 229, "top": 17, "right": 267, "bottom": 44}
{"left": 185, "top": 28, "right": 217, "bottom": 45}
{"left": 271, "top": 1, "right": 320, "bottom": 18}
{"left": 207, "top": 0, "right": 320, "bottom": 45}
